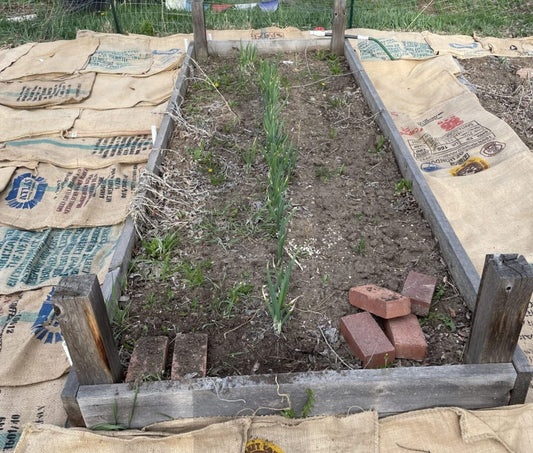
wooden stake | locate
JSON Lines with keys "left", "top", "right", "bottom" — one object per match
{"left": 331, "top": 0, "right": 347, "bottom": 56}
{"left": 191, "top": 0, "right": 208, "bottom": 62}
{"left": 465, "top": 254, "right": 533, "bottom": 364}
{"left": 53, "top": 274, "right": 122, "bottom": 385}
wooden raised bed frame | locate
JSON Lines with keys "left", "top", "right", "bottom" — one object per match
{"left": 58, "top": 39, "right": 533, "bottom": 429}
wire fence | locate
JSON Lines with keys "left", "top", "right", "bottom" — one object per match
{"left": 1, "top": 0, "right": 532, "bottom": 46}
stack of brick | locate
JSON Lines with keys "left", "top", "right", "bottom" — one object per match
{"left": 340, "top": 271, "right": 436, "bottom": 368}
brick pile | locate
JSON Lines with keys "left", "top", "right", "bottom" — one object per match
{"left": 341, "top": 271, "right": 437, "bottom": 368}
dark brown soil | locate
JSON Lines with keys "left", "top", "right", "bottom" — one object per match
{"left": 119, "top": 50, "right": 489, "bottom": 379}
{"left": 460, "top": 56, "right": 533, "bottom": 150}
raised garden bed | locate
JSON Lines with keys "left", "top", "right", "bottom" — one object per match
{"left": 60, "top": 40, "right": 532, "bottom": 429}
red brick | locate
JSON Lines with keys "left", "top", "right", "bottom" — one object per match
{"left": 340, "top": 312, "right": 395, "bottom": 368}
{"left": 383, "top": 314, "right": 427, "bottom": 361}
{"left": 402, "top": 271, "right": 437, "bottom": 316}
{"left": 349, "top": 285, "right": 411, "bottom": 319}
{"left": 171, "top": 333, "right": 208, "bottom": 381}
{"left": 125, "top": 336, "right": 169, "bottom": 383}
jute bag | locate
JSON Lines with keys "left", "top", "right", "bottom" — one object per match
{"left": 1, "top": 136, "right": 153, "bottom": 169}
{"left": 380, "top": 405, "right": 533, "bottom": 452}
{"left": 0, "top": 43, "right": 35, "bottom": 73}
{"left": 81, "top": 33, "right": 152, "bottom": 75}
{"left": 0, "top": 37, "right": 99, "bottom": 81}
{"left": 0, "top": 163, "right": 141, "bottom": 229}
{"left": 362, "top": 55, "right": 465, "bottom": 116}
{"left": 66, "top": 103, "right": 166, "bottom": 138}
{"left": 421, "top": 32, "right": 491, "bottom": 59}
{"left": 77, "top": 31, "right": 188, "bottom": 77}
{"left": 0, "top": 376, "right": 67, "bottom": 451}
{"left": 348, "top": 28, "right": 435, "bottom": 61}
{"left": 14, "top": 412, "right": 378, "bottom": 452}
{"left": 14, "top": 419, "right": 249, "bottom": 452}
{"left": 0, "top": 166, "right": 16, "bottom": 192}
{"left": 0, "top": 225, "right": 120, "bottom": 294}
{"left": 53, "top": 71, "right": 175, "bottom": 110}
{"left": 0, "top": 287, "right": 70, "bottom": 386}
{"left": 0, "top": 73, "right": 96, "bottom": 108}
{"left": 474, "top": 34, "right": 533, "bottom": 57}
{"left": 0, "top": 105, "right": 79, "bottom": 141}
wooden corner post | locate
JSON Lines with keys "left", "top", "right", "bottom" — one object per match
{"left": 331, "top": 0, "right": 347, "bottom": 56}
{"left": 465, "top": 254, "right": 533, "bottom": 364}
{"left": 53, "top": 274, "right": 122, "bottom": 385}
{"left": 192, "top": 0, "right": 208, "bottom": 62}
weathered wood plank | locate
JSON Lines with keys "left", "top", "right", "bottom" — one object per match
{"left": 53, "top": 274, "right": 122, "bottom": 385}
{"left": 510, "top": 346, "right": 533, "bottom": 404}
{"left": 331, "top": 0, "right": 347, "bottom": 56}
{"left": 344, "top": 42, "right": 480, "bottom": 309}
{"left": 78, "top": 364, "right": 515, "bottom": 428}
{"left": 191, "top": 0, "right": 208, "bottom": 62}
{"left": 61, "top": 368, "right": 85, "bottom": 427}
{"left": 207, "top": 39, "right": 330, "bottom": 57}
{"left": 466, "top": 254, "right": 533, "bottom": 364}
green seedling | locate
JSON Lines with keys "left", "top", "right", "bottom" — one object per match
{"left": 263, "top": 257, "right": 297, "bottom": 334}
{"left": 394, "top": 178, "right": 413, "bottom": 196}
{"left": 368, "top": 135, "right": 386, "bottom": 154}
{"left": 179, "top": 259, "right": 212, "bottom": 288}
{"left": 315, "top": 164, "right": 345, "bottom": 182}
{"left": 327, "top": 54, "right": 343, "bottom": 75}
{"left": 217, "top": 280, "right": 254, "bottom": 318}
{"left": 353, "top": 237, "right": 367, "bottom": 256}
{"left": 420, "top": 312, "right": 456, "bottom": 332}
{"left": 142, "top": 231, "right": 181, "bottom": 260}
{"left": 432, "top": 284, "right": 446, "bottom": 302}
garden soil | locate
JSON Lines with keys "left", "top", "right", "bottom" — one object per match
{"left": 122, "top": 50, "right": 474, "bottom": 378}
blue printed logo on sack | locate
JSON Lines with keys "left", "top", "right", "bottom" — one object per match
{"left": 5, "top": 173, "right": 47, "bottom": 209}
{"left": 31, "top": 288, "right": 63, "bottom": 344}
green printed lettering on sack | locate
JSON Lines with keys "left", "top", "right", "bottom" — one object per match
{"left": 88, "top": 49, "right": 151, "bottom": 70}
{"left": 0, "top": 227, "right": 114, "bottom": 288}
{"left": 358, "top": 39, "right": 433, "bottom": 60}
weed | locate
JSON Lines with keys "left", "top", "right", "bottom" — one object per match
{"left": 420, "top": 312, "right": 456, "bottom": 332}
{"left": 239, "top": 42, "right": 258, "bottom": 75}
{"left": 142, "top": 231, "right": 181, "bottom": 261}
{"left": 394, "top": 178, "right": 413, "bottom": 196}
{"left": 329, "top": 127, "right": 337, "bottom": 139}
{"left": 281, "top": 388, "right": 315, "bottom": 418}
{"left": 322, "top": 274, "right": 328, "bottom": 287}
{"left": 179, "top": 259, "right": 212, "bottom": 288}
{"left": 432, "top": 284, "right": 446, "bottom": 302}
{"left": 217, "top": 280, "right": 254, "bottom": 318}
{"left": 240, "top": 137, "right": 259, "bottom": 170}
{"left": 368, "top": 135, "right": 387, "bottom": 154}
{"left": 353, "top": 237, "right": 367, "bottom": 256}
{"left": 315, "top": 164, "right": 345, "bottom": 182}
{"left": 327, "top": 54, "right": 343, "bottom": 75}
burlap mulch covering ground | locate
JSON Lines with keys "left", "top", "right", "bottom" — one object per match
{"left": 0, "top": 225, "right": 120, "bottom": 294}
{"left": 0, "top": 164, "right": 141, "bottom": 229}
{"left": 12, "top": 404, "right": 533, "bottom": 452}
{"left": 0, "top": 136, "right": 153, "bottom": 169}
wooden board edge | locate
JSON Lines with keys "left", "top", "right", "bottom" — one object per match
{"left": 207, "top": 38, "right": 330, "bottom": 57}
{"left": 78, "top": 363, "right": 515, "bottom": 428}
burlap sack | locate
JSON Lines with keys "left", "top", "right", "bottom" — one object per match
{"left": 14, "top": 412, "right": 378, "bottom": 452}
{"left": 0, "top": 163, "right": 141, "bottom": 229}
{"left": 1, "top": 136, "right": 152, "bottom": 169}
{"left": 52, "top": 72, "right": 175, "bottom": 110}
{"left": 77, "top": 31, "right": 188, "bottom": 77}
{"left": 474, "top": 34, "right": 533, "bottom": 57}
{"left": 0, "top": 287, "right": 70, "bottom": 386}
{"left": 0, "top": 37, "right": 99, "bottom": 81}
{"left": 362, "top": 55, "right": 465, "bottom": 116}
{"left": 0, "top": 43, "right": 35, "bottom": 73}
{"left": 66, "top": 103, "right": 166, "bottom": 138}
{"left": 209, "top": 26, "right": 309, "bottom": 41}
{"left": 0, "top": 73, "right": 95, "bottom": 108}
{"left": 0, "top": 376, "right": 67, "bottom": 451}
{"left": 380, "top": 405, "right": 533, "bottom": 452}
{"left": 391, "top": 91, "right": 530, "bottom": 178}
{"left": 14, "top": 419, "right": 248, "bottom": 452}
{"left": 0, "top": 106, "right": 79, "bottom": 141}
{"left": 347, "top": 28, "right": 435, "bottom": 61}
{"left": 81, "top": 33, "right": 152, "bottom": 75}
{"left": 0, "top": 167, "right": 16, "bottom": 192}
{"left": 421, "top": 31, "right": 491, "bottom": 59}
{"left": 0, "top": 225, "right": 120, "bottom": 294}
